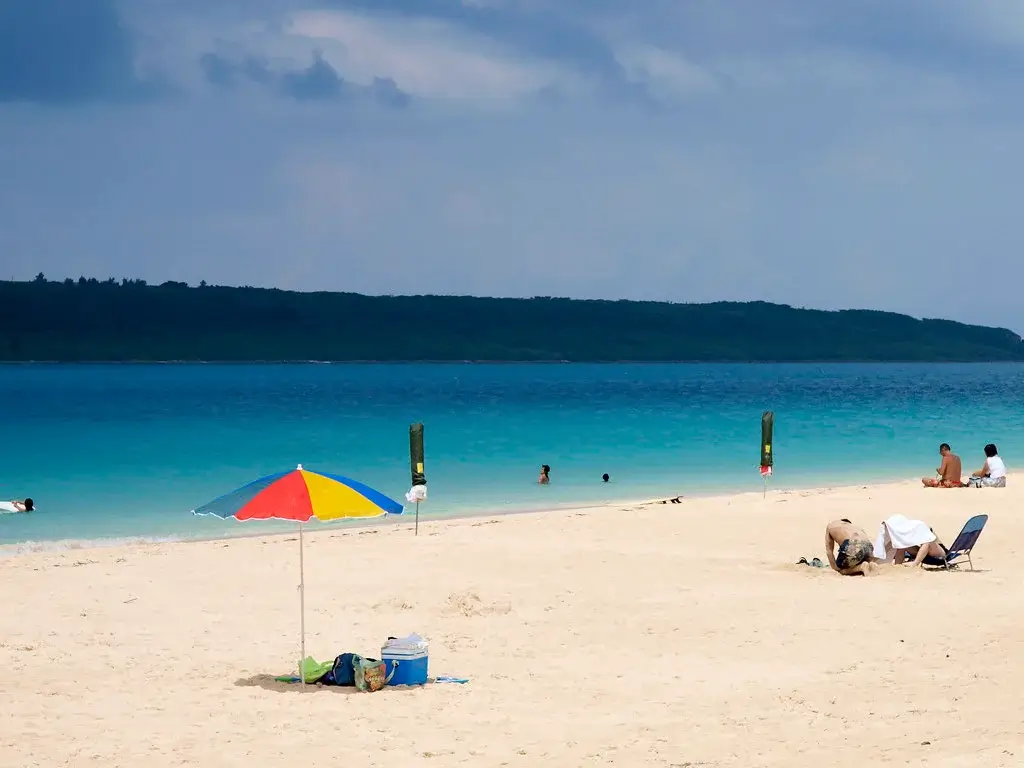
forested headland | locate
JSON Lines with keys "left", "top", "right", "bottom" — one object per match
{"left": 2, "top": 275, "right": 1022, "bottom": 362}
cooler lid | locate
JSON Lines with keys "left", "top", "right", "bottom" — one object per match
{"left": 381, "top": 647, "right": 428, "bottom": 659}
{"left": 383, "top": 633, "right": 428, "bottom": 651}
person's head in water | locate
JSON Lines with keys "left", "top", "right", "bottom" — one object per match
{"left": 539, "top": 465, "right": 550, "bottom": 484}
{"left": 602, "top": 473, "right": 610, "bottom": 482}
{"left": 985, "top": 443, "right": 998, "bottom": 458}
{"left": 24, "top": 498, "right": 33, "bottom": 511}
{"left": 939, "top": 443, "right": 951, "bottom": 455}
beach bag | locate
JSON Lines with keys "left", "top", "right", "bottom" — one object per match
{"left": 322, "top": 653, "right": 357, "bottom": 687}
{"left": 352, "top": 655, "right": 394, "bottom": 692}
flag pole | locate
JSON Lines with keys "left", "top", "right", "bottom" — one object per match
{"left": 409, "top": 422, "right": 426, "bottom": 537}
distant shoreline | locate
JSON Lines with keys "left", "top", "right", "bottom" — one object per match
{"left": 4, "top": 279, "right": 1022, "bottom": 362}
{"left": 0, "top": 474, "right": 923, "bottom": 558}
{"left": 0, "top": 468, "right": 967, "bottom": 556}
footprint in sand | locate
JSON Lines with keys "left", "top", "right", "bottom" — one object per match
{"left": 371, "top": 597, "right": 415, "bottom": 611}
{"left": 443, "top": 590, "right": 512, "bottom": 617}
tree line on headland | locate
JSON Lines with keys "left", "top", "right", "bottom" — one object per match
{"left": 1, "top": 274, "right": 1022, "bottom": 362}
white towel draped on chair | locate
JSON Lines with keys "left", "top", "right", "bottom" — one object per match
{"left": 873, "top": 514, "right": 936, "bottom": 561}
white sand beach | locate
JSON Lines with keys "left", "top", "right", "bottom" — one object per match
{"left": 2, "top": 477, "right": 1022, "bottom": 767}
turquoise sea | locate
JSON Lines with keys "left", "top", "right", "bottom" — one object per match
{"left": 1, "top": 363, "right": 1021, "bottom": 551}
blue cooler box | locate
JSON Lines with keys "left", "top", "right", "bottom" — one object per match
{"left": 382, "top": 635, "right": 429, "bottom": 686}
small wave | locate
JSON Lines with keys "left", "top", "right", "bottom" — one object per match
{"left": 0, "top": 534, "right": 192, "bottom": 558}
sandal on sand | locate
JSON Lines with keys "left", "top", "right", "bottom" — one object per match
{"left": 796, "top": 557, "right": 825, "bottom": 568}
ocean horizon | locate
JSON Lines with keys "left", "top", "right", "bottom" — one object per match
{"left": 1, "top": 362, "right": 1021, "bottom": 553}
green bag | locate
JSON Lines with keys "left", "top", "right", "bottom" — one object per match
{"left": 351, "top": 655, "right": 395, "bottom": 692}
{"left": 298, "top": 656, "right": 334, "bottom": 683}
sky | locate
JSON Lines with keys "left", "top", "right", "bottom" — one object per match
{"left": 2, "top": 1, "right": 1024, "bottom": 330}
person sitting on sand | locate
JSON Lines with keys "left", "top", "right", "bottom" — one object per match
{"left": 922, "top": 443, "right": 962, "bottom": 488}
{"left": 825, "top": 518, "right": 877, "bottom": 575}
{"left": 968, "top": 443, "right": 1006, "bottom": 488}
{"left": 538, "top": 465, "right": 550, "bottom": 484}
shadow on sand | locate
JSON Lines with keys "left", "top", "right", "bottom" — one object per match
{"left": 783, "top": 561, "right": 992, "bottom": 575}
{"left": 234, "top": 674, "right": 365, "bottom": 695}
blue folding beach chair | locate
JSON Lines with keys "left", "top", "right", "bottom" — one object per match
{"left": 923, "top": 514, "right": 989, "bottom": 571}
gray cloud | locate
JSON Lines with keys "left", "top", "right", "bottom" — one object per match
{"left": 370, "top": 77, "right": 411, "bottom": 109}
{"left": 200, "top": 51, "right": 410, "bottom": 106}
{"left": 0, "top": 0, "right": 158, "bottom": 103}
{"left": 198, "top": 53, "right": 237, "bottom": 88}
{"left": 281, "top": 53, "right": 344, "bottom": 100}
{"left": 0, "top": 0, "right": 1023, "bottom": 332}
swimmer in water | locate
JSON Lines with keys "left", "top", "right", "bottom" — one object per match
{"left": 12, "top": 498, "right": 33, "bottom": 512}
{"left": 602, "top": 473, "right": 610, "bottom": 482}
{"left": 539, "top": 465, "right": 550, "bottom": 484}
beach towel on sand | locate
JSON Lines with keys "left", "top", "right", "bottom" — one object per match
{"left": 873, "top": 514, "right": 936, "bottom": 561}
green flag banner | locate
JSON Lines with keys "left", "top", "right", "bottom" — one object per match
{"left": 410, "top": 423, "right": 426, "bottom": 487}
{"left": 760, "top": 411, "right": 774, "bottom": 476}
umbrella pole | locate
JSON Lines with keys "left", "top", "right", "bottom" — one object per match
{"left": 298, "top": 521, "right": 306, "bottom": 682}
{"left": 415, "top": 501, "right": 419, "bottom": 536}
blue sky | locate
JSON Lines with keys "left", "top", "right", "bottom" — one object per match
{"left": 2, "top": 0, "right": 1023, "bottom": 330}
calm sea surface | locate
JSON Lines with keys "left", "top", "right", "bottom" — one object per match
{"left": 1, "top": 363, "right": 1021, "bottom": 550}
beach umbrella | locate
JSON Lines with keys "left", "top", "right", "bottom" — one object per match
{"left": 191, "top": 464, "right": 404, "bottom": 680}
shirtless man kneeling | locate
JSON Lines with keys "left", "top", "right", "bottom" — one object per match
{"left": 825, "top": 518, "right": 878, "bottom": 576}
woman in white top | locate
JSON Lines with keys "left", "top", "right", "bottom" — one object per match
{"left": 971, "top": 443, "right": 1007, "bottom": 487}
